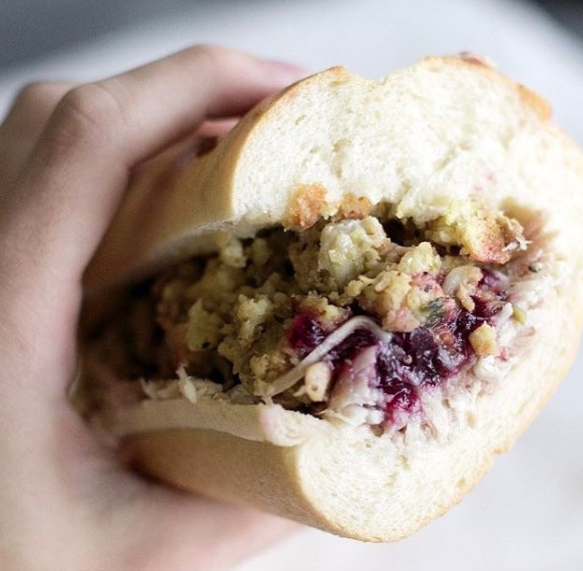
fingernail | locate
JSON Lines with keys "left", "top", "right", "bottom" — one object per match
{"left": 264, "top": 60, "right": 311, "bottom": 83}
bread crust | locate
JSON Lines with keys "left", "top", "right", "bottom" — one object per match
{"left": 83, "top": 55, "right": 583, "bottom": 541}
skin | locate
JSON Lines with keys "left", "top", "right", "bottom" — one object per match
{"left": 0, "top": 46, "right": 306, "bottom": 571}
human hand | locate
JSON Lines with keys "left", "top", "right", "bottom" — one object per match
{"left": 0, "top": 46, "right": 306, "bottom": 571}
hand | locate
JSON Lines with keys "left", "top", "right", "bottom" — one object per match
{"left": 0, "top": 46, "right": 305, "bottom": 571}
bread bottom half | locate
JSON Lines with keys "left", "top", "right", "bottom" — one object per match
{"left": 119, "top": 289, "right": 582, "bottom": 541}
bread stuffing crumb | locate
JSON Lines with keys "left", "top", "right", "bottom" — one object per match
{"left": 469, "top": 323, "right": 498, "bottom": 356}
{"left": 85, "top": 199, "right": 531, "bottom": 419}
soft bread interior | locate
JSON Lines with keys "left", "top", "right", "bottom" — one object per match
{"left": 84, "top": 54, "right": 582, "bottom": 293}
{"left": 84, "top": 55, "right": 583, "bottom": 541}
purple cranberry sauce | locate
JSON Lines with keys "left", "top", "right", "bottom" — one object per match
{"left": 382, "top": 381, "right": 421, "bottom": 428}
{"left": 288, "top": 314, "right": 326, "bottom": 358}
{"left": 287, "top": 278, "right": 507, "bottom": 429}
{"left": 479, "top": 268, "right": 507, "bottom": 290}
{"left": 326, "top": 328, "right": 378, "bottom": 370}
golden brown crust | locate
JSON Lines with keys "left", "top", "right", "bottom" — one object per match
{"left": 124, "top": 429, "right": 459, "bottom": 542}
{"left": 335, "top": 194, "right": 374, "bottom": 221}
{"left": 516, "top": 84, "right": 552, "bottom": 121}
{"left": 124, "top": 430, "right": 331, "bottom": 532}
{"left": 283, "top": 183, "right": 328, "bottom": 229}
{"left": 437, "top": 54, "right": 552, "bottom": 122}
{"left": 284, "top": 188, "right": 374, "bottom": 230}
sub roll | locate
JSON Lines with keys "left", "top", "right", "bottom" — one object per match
{"left": 80, "top": 54, "right": 583, "bottom": 541}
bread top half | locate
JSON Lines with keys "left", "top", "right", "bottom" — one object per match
{"left": 83, "top": 54, "right": 583, "bottom": 295}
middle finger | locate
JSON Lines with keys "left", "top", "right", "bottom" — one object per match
{"left": 0, "top": 82, "right": 75, "bottom": 189}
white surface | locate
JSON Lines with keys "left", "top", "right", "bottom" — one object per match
{"left": 2, "top": 0, "right": 581, "bottom": 569}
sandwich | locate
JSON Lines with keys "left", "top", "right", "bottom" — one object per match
{"left": 79, "top": 54, "right": 583, "bottom": 541}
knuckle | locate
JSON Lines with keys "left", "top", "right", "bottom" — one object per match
{"left": 15, "top": 81, "right": 50, "bottom": 102}
{"left": 12, "top": 82, "right": 60, "bottom": 111}
{"left": 1, "top": 82, "right": 74, "bottom": 144}
{"left": 52, "top": 83, "right": 124, "bottom": 145}
{"left": 191, "top": 44, "right": 226, "bottom": 70}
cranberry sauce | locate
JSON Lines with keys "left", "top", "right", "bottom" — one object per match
{"left": 326, "top": 328, "right": 378, "bottom": 370}
{"left": 287, "top": 279, "right": 507, "bottom": 429}
{"left": 288, "top": 314, "right": 326, "bottom": 358}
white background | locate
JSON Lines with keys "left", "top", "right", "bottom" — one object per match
{"left": 1, "top": 1, "right": 582, "bottom": 569}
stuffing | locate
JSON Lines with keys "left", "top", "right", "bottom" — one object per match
{"left": 84, "top": 199, "right": 536, "bottom": 429}
{"left": 425, "top": 199, "right": 525, "bottom": 264}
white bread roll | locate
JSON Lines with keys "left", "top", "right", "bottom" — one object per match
{"left": 83, "top": 54, "right": 583, "bottom": 541}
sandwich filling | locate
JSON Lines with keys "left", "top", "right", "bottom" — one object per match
{"left": 84, "top": 199, "right": 551, "bottom": 434}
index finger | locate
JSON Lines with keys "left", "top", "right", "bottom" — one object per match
{"left": 0, "top": 46, "right": 306, "bottom": 291}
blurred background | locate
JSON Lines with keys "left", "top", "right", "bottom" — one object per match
{"left": 2, "top": 0, "right": 583, "bottom": 144}
{"left": 1, "top": 1, "right": 582, "bottom": 570}
{"left": 0, "top": 0, "right": 581, "bottom": 73}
